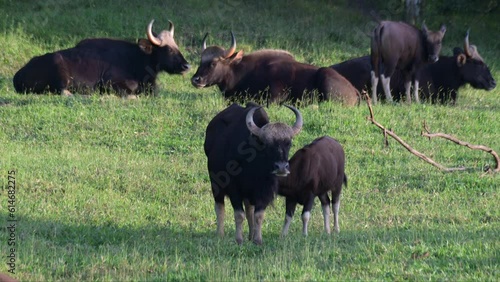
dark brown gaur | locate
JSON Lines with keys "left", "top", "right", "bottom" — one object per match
{"left": 333, "top": 30, "right": 495, "bottom": 104}
{"left": 416, "top": 30, "right": 495, "bottom": 104}
{"left": 13, "top": 19, "right": 190, "bottom": 96}
{"left": 191, "top": 32, "right": 359, "bottom": 105}
{"left": 370, "top": 21, "right": 446, "bottom": 104}
{"left": 278, "top": 136, "right": 347, "bottom": 237}
{"left": 204, "top": 102, "right": 302, "bottom": 245}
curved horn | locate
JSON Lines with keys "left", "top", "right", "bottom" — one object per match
{"left": 202, "top": 32, "right": 209, "bottom": 51}
{"left": 285, "top": 105, "right": 303, "bottom": 136}
{"left": 147, "top": 19, "right": 162, "bottom": 46}
{"left": 224, "top": 31, "right": 236, "bottom": 58}
{"left": 464, "top": 29, "right": 472, "bottom": 57}
{"left": 246, "top": 107, "right": 262, "bottom": 137}
{"left": 168, "top": 20, "right": 174, "bottom": 37}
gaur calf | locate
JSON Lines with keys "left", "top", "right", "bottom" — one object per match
{"left": 278, "top": 136, "right": 347, "bottom": 236}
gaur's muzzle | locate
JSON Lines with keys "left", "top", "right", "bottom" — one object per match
{"left": 191, "top": 76, "right": 205, "bottom": 88}
{"left": 272, "top": 161, "right": 290, "bottom": 177}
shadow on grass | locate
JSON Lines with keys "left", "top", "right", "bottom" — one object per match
{"left": 0, "top": 212, "right": 499, "bottom": 279}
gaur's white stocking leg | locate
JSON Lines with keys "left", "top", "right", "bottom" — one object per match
{"left": 281, "top": 214, "right": 293, "bottom": 237}
{"left": 253, "top": 210, "right": 265, "bottom": 245}
{"left": 333, "top": 200, "right": 340, "bottom": 233}
{"left": 370, "top": 71, "right": 379, "bottom": 104}
{"left": 234, "top": 210, "right": 245, "bottom": 245}
{"left": 380, "top": 74, "right": 393, "bottom": 102}
{"left": 322, "top": 204, "right": 331, "bottom": 234}
{"left": 244, "top": 200, "right": 255, "bottom": 241}
{"left": 302, "top": 194, "right": 315, "bottom": 236}
{"left": 215, "top": 202, "right": 225, "bottom": 237}
{"left": 61, "top": 89, "right": 73, "bottom": 96}
{"left": 302, "top": 211, "right": 311, "bottom": 236}
{"left": 282, "top": 198, "right": 297, "bottom": 237}
{"left": 404, "top": 80, "right": 412, "bottom": 103}
{"left": 413, "top": 79, "right": 420, "bottom": 103}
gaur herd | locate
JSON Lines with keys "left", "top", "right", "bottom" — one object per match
{"left": 12, "top": 18, "right": 496, "bottom": 245}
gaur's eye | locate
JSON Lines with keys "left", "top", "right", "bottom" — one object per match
{"left": 210, "top": 62, "right": 217, "bottom": 68}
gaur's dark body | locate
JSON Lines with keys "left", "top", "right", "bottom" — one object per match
{"left": 370, "top": 20, "right": 446, "bottom": 103}
{"left": 13, "top": 20, "right": 190, "bottom": 96}
{"left": 416, "top": 47, "right": 496, "bottom": 103}
{"left": 204, "top": 102, "right": 302, "bottom": 245}
{"left": 192, "top": 33, "right": 359, "bottom": 105}
{"left": 332, "top": 34, "right": 495, "bottom": 104}
{"left": 279, "top": 136, "right": 347, "bottom": 235}
{"left": 331, "top": 56, "right": 372, "bottom": 94}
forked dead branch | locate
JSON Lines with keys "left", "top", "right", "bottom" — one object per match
{"left": 422, "top": 121, "right": 500, "bottom": 173}
{"left": 363, "top": 92, "right": 499, "bottom": 173}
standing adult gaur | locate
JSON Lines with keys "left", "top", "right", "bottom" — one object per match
{"left": 204, "top": 102, "right": 302, "bottom": 245}
{"left": 370, "top": 21, "right": 446, "bottom": 103}
{"left": 331, "top": 31, "right": 496, "bottom": 104}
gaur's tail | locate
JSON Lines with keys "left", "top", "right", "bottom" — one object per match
{"left": 371, "top": 25, "right": 384, "bottom": 54}
{"left": 343, "top": 174, "right": 348, "bottom": 188}
{"left": 371, "top": 24, "right": 384, "bottom": 75}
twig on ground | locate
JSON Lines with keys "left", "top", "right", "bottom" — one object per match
{"left": 422, "top": 121, "right": 499, "bottom": 173}
{"left": 363, "top": 92, "right": 466, "bottom": 172}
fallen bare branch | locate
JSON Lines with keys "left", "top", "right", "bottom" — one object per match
{"left": 363, "top": 92, "right": 466, "bottom": 172}
{"left": 422, "top": 121, "right": 500, "bottom": 173}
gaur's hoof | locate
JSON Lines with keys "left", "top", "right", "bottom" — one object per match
{"left": 252, "top": 238, "right": 263, "bottom": 245}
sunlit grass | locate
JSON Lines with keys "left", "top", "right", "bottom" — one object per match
{"left": 0, "top": 0, "right": 499, "bottom": 281}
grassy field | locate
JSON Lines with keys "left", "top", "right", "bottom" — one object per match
{"left": 0, "top": 0, "right": 499, "bottom": 281}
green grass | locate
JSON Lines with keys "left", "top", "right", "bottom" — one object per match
{"left": 0, "top": 1, "right": 499, "bottom": 281}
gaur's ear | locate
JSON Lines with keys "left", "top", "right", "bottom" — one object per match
{"left": 421, "top": 22, "right": 428, "bottom": 36}
{"left": 439, "top": 24, "right": 446, "bottom": 35}
{"left": 456, "top": 54, "right": 467, "bottom": 67}
{"left": 229, "top": 50, "right": 244, "bottom": 64}
{"left": 138, "top": 39, "right": 153, "bottom": 54}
